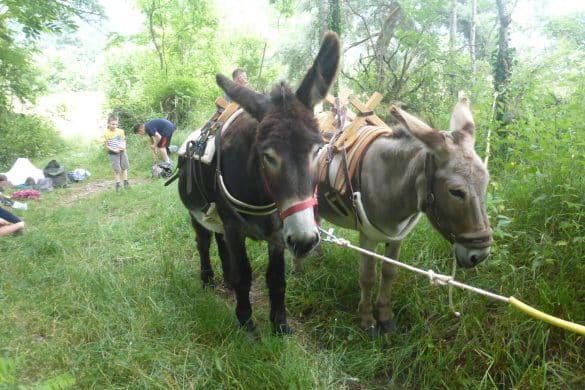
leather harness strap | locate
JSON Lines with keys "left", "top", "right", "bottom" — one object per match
{"left": 214, "top": 109, "right": 276, "bottom": 216}
{"left": 332, "top": 126, "right": 392, "bottom": 195}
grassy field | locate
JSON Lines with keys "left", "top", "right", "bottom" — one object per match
{"left": 1, "top": 129, "right": 584, "bottom": 389}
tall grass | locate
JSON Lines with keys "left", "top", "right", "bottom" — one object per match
{"left": 1, "top": 124, "right": 584, "bottom": 388}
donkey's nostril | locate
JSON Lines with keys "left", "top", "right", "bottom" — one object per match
{"left": 286, "top": 232, "right": 320, "bottom": 258}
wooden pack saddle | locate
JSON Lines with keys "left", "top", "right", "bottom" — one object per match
{"left": 317, "top": 90, "right": 392, "bottom": 195}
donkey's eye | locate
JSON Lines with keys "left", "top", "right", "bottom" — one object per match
{"left": 449, "top": 189, "right": 466, "bottom": 199}
{"left": 262, "top": 152, "right": 277, "bottom": 167}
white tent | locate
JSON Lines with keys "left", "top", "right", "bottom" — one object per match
{"left": 2, "top": 158, "right": 45, "bottom": 185}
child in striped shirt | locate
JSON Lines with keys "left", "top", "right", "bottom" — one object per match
{"left": 102, "top": 115, "right": 130, "bottom": 191}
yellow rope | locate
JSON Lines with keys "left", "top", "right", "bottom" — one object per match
{"left": 508, "top": 297, "right": 585, "bottom": 336}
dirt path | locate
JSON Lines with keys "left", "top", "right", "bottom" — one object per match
{"left": 57, "top": 178, "right": 151, "bottom": 206}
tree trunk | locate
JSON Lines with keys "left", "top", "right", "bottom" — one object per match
{"left": 147, "top": 0, "right": 165, "bottom": 71}
{"left": 319, "top": 0, "right": 329, "bottom": 39}
{"left": 375, "top": 4, "right": 402, "bottom": 93}
{"left": 494, "top": 0, "right": 513, "bottom": 130}
{"left": 328, "top": 0, "right": 341, "bottom": 34}
{"left": 448, "top": 0, "right": 458, "bottom": 97}
{"left": 470, "top": 0, "right": 477, "bottom": 79}
{"left": 449, "top": 0, "right": 457, "bottom": 49}
{"left": 328, "top": 0, "right": 341, "bottom": 93}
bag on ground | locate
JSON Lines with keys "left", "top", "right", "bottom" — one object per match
{"left": 43, "top": 160, "right": 68, "bottom": 188}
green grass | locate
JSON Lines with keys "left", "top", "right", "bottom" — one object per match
{"left": 1, "top": 133, "right": 584, "bottom": 389}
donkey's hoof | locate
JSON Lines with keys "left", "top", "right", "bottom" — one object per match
{"left": 364, "top": 324, "right": 380, "bottom": 339}
{"left": 274, "top": 324, "right": 294, "bottom": 335}
{"left": 202, "top": 280, "right": 215, "bottom": 290}
{"left": 221, "top": 280, "right": 234, "bottom": 291}
{"left": 247, "top": 329, "right": 259, "bottom": 341}
{"left": 243, "top": 323, "right": 258, "bottom": 341}
{"left": 378, "top": 319, "right": 397, "bottom": 334}
{"left": 201, "top": 271, "right": 215, "bottom": 287}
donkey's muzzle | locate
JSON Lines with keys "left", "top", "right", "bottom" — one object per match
{"left": 454, "top": 242, "right": 491, "bottom": 268}
{"left": 286, "top": 231, "right": 320, "bottom": 259}
{"left": 453, "top": 228, "right": 492, "bottom": 268}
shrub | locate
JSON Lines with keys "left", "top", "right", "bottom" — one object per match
{"left": 0, "top": 111, "right": 64, "bottom": 170}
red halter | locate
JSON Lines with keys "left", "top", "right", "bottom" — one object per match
{"left": 261, "top": 169, "right": 319, "bottom": 222}
{"left": 279, "top": 186, "right": 319, "bottom": 221}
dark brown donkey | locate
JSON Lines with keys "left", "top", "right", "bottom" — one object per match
{"left": 316, "top": 97, "right": 492, "bottom": 334}
{"left": 178, "top": 32, "right": 340, "bottom": 336}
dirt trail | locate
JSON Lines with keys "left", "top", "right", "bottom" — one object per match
{"left": 57, "top": 178, "right": 151, "bottom": 206}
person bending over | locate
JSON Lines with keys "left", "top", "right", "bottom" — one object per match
{"left": 133, "top": 118, "right": 176, "bottom": 167}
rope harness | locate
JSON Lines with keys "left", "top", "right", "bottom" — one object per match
{"left": 421, "top": 153, "right": 493, "bottom": 248}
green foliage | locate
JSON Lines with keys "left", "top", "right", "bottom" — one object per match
{"left": 0, "top": 111, "right": 63, "bottom": 170}
{"left": 544, "top": 12, "right": 585, "bottom": 47}
{"left": 0, "top": 0, "right": 103, "bottom": 39}
{"left": 102, "top": 0, "right": 223, "bottom": 129}
{"left": 0, "top": 0, "right": 104, "bottom": 108}
{"left": 0, "top": 40, "right": 45, "bottom": 108}
{"left": 37, "top": 34, "right": 102, "bottom": 93}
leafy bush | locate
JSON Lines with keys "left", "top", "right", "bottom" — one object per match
{"left": 0, "top": 111, "right": 64, "bottom": 170}
{"left": 145, "top": 76, "right": 205, "bottom": 126}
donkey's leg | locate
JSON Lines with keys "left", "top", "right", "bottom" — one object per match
{"left": 214, "top": 233, "right": 232, "bottom": 289}
{"left": 191, "top": 216, "right": 214, "bottom": 287}
{"left": 266, "top": 243, "right": 292, "bottom": 335}
{"left": 224, "top": 228, "right": 255, "bottom": 335}
{"left": 375, "top": 241, "right": 401, "bottom": 333}
{"left": 358, "top": 233, "right": 378, "bottom": 334}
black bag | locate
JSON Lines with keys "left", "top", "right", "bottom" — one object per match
{"left": 43, "top": 160, "right": 69, "bottom": 188}
{"left": 152, "top": 163, "right": 173, "bottom": 178}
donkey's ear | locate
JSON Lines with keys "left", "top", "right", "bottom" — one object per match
{"left": 216, "top": 74, "right": 271, "bottom": 121}
{"left": 450, "top": 96, "right": 475, "bottom": 137}
{"left": 390, "top": 105, "right": 446, "bottom": 154}
{"left": 295, "top": 31, "right": 340, "bottom": 109}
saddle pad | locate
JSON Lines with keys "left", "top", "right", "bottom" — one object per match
{"left": 178, "top": 128, "right": 215, "bottom": 164}
{"left": 318, "top": 125, "right": 392, "bottom": 195}
{"left": 178, "top": 103, "right": 244, "bottom": 164}
{"left": 178, "top": 128, "right": 202, "bottom": 156}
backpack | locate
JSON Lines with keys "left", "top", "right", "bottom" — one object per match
{"left": 152, "top": 163, "right": 173, "bottom": 178}
{"left": 43, "top": 160, "right": 69, "bottom": 188}
{"left": 35, "top": 178, "right": 54, "bottom": 192}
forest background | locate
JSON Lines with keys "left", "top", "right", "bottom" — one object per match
{"left": 1, "top": 0, "right": 585, "bottom": 388}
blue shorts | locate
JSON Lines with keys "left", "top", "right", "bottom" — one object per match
{"left": 0, "top": 206, "right": 21, "bottom": 223}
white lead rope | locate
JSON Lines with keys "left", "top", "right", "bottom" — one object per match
{"left": 319, "top": 227, "right": 510, "bottom": 306}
